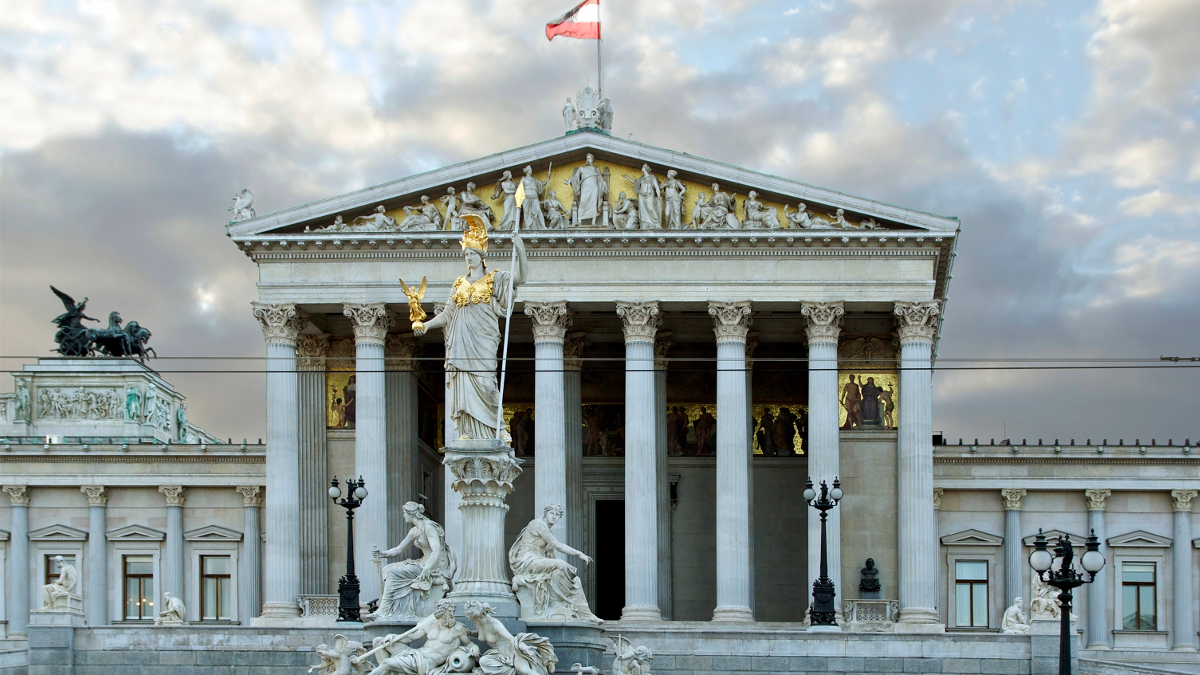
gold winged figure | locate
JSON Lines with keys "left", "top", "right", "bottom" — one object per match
{"left": 399, "top": 276, "right": 428, "bottom": 330}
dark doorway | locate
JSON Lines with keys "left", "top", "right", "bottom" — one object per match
{"left": 593, "top": 499, "right": 625, "bottom": 620}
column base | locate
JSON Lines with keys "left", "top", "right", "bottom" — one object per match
{"left": 898, "top": 606, "right": 941, "bottom": 625}
{"left": 259, "top": 601, "right": 301, "bottom": 618}
{"left": 1170, "top": 645, "right": 1198, "bottom": 653}
{"left": 620, "top": 605, "right": 662, "bottom": 622}
{"left": 894, "top": 621, "right": 946, "bottom": 634}
{"left": 712, "top": 606, "right": 755, "bottom": 623}
{"left": 1084, "top": 643, "right": 1111, "bottom": 651}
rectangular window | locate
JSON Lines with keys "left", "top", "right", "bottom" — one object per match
{"left": 45, "top": 554, "right": 77, "bottom": 586}
{"left": 955, "top": 560, "right": 989, "bottom": 627}
{"left": 1122, "top": 562, "right": 1156, "bottom": 630}
{"left": 200, "top": 555, "right": 232, "bottom": 621}
{"left": 123, "top": 556, "right": 155, "bottom": 620}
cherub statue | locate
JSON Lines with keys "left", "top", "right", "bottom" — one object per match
{"left": 353, "top": 205, "right": 399, "bottom": 231}
{"left": 310, "top": 635, "right": 369, "bottom": 675}
{"left": 464, "top": 601, "right": 557, "bottom": 675}
{"left": 399, "top": 277, "right": 428, "bottom": 323}
{"left": 1002, "top": 597, "right": 1031, "bottom": 634}
{"left": 610, "top": 636, "right": 653, "bottom": 675}
{"left": 229, "top": 188, "right": 255, "bottom": 222}
{"left": 691, "top": 192, "right": 710, "bottom": 228}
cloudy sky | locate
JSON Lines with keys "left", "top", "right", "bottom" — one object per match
{"left": 2, "top": 0, "right": 1198, "bottom": 444}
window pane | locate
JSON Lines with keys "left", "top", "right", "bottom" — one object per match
{"left": 203, "top": 578, "right": 217, "bottom": 620}
{"left": 972, "top": 583, "right": 988, "bottom": 627}
{"left": 125, "top": 556, "right": 152, "bottom": 575}
{"left": 956, "top": 583, "right": 972, "bottom": 626}
{"left": 956, "top": 560, "right": 988, "bottom": 581}
{"left": 218, "top": 578, "right": 231, "bottom": 619}
{"left": 1122, "top": 586, "right": 1137, "bottom": 630}
{"left": 1123, "top": 562, "right": 1155, "bottom": 583}
{"left": 125, "top": 580, "right": 140, "bottom": 619}
{"left": 1139, "top": 586, "right": 1156, "bottom": 629}
{"left": 202, "top": 556, "right": 230, "bottom": 575}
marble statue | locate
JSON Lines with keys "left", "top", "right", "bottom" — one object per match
{"left": 176, "top": 403, "right": 187, "bottom": 442}
{"left": 492, "top": 171, "right": 519, "bottom": 231}
{"left": 567, "top": 86, "right": 611, "bottom": 132}
{"left": 829, "top": 208, "right": 848, "bottom": 228}
{"left": 701, "top": 184, "right": 740, "bottom": 229}
{"left": 600, "top": 96, "right": 613, "bottom": 132}
{"left": 353, "top": 205, "right": 399, "bottom": 231}
{"left": 412, "top": 217, "right": 528, "bottom": 440}
{"left": 310, "top": 635, "right": 370, "bottom": 675}
{"left": 458, "top": 182, "right": 496, "bottom": 225}
{"left": 463, "top": 601, "right": 558, "bottom": 675}
{"left": 518, "top": 166, "right": 548, "bottom": 230}
{"left": 229, "top": 188, "right": 255, "bottom": 222}
{"left": 566, "top": 153, "right": 605, "bottom": 226}
{"left": 1030, "top": 572, "right": 1076, "bottom": 622}
{"left": 742, "top": 191, "right": 780, "bottom": 229}
{"left": 612, "top": 192, "right": 638, "bottom": 230}
{"left": 783, "top": 203, "right": 812, "bottom": 229}
{"left": 570, "top": 666, "right": 600, "bottom": 675}
{"left": 610, "top": 636, "right": 653, "bottom": 675}
{"left": 860, "top": 217, "right": 879, "bottom": 229}
{"left": 509, "top": 504, "right": 599, "bottom": 623}
{"left": 623, "top": 164, "right": 662, "bottom": 230}
{"left": 662, "top": 170, "right": 686, "bottom": 229}
{"left": 155, "top": 591, "right": 187, "bottom": 625}
{"left": 355, "top": 600, "right": 476, "bottom": 675}
{"left": 691, "top": 193, "right": 709, "bottom": 227}
{"left": 441, "top": 187, "right": 460, "bottom": 227}
{"left": 370, "top": 502, "right": 457, "bottom": 620}
{"left": 14, "top": 380, "right": 29, "bottom": 422}
{"left": 1002, "top": 597, "right": 1031, "bottom": 634}
{"left": 400, "top": 197, "right": 442, "bottom": 231}
{"left": 40, "top": 556, "right": 77, "bottom": 610}
{"left": 542, "top": 191, "right": 569, "bottom": 229}
{"left": 562, "top": 97, "right": 577, "bottom": 132}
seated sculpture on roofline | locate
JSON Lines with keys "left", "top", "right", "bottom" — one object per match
{"left": 509, "top": 504, "right": 599, "bottom": 624}
{"left": 369, "top": 502, "right": 457, "bottom": 620}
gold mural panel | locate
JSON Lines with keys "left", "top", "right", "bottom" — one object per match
{"left": 751, "top": 403, "right": 808, "bottom": 456}
{"left": 326, "top": 338, "right": 356, "bottom": 429}
{"left": 837, "top": 372, "right": 898, "bottom": 430}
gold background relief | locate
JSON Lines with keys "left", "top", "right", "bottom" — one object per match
{"left": 836, "top": 372, "right": 898, "bottom": 430}
{"left": 385, "top": 159, "right": 838, "bottom": 230}
{"left": 326, "top": 339, "right": 356, "bottom": 429}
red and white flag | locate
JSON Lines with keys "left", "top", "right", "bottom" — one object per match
{"left": 546, "top": 0, "right": 600, "bottom": 41}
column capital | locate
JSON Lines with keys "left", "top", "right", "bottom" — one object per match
{"left": 159, "top": 485, "right": 186, "bottom": 506}
{"left": 1171, "top": 489, "right": 1198, "bottom": 512}
{"left": 1000, "top": 488, "right": 1027, "bottom": 511}
{"left": 252, "top": 302, "right": 306, "bottom": 344}
{"left": 385, "top": 335, "right": 423, "bottom": 370}
{"left": 1084, "top": 488, "right": 1112, "bottom": 511}
{"left": 564, "top": 332, "right": 589, "bottom": 371}
{"left": 343, "top": 302, "right": 394, "bottom": 343}
{"left": 524, "top": 301, "right": 572, "bottom": 343}
{"left": 236, "top": 485, "right": 263, "bottom": 507}
{"left": 894, "top": 301, "right": 941, "bottom": 343}
{"left": 80, "top": 485, "right": 107, "bottom": 506}
{"left": 708, "top": 300, "right": 753, "bottom": 343}
{"left": 3, "top": 485, "right": 30, "bottom": 506}
{"left": 654, "top": 332, "right": 674, "bottom": 371}
{"left": 296, "top": 333, "right": 331, "bottom": 370}
{"left": 800, "top": 301, "right": 844, "bottom": 343}
{"left": 616, "top": 301, "right": 661, "bottom": 343}
{"left": 932, "top": 487, "right": 944, "bottom": 510}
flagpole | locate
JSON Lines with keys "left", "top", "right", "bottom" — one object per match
{"left": 597, "top": 36, "right": 602, "bottom": 96}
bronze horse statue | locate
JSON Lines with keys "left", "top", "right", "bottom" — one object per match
{"left": 51, "top": 287, "right": 156, "bottom": 364}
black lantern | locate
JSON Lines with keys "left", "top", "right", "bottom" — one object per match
{"left": 1028, "top": 528, "right": 1105, "bottom": 675}
{"left": 803, "top": 477, "right": 843, "bottom": 628}
{"left": 329, "top": 476, "right": 368, "bottom": 622}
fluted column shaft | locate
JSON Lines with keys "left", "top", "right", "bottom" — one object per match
{"left": 711, "top": 301, "right": 754, "bottom": 622}
{"left": 801, "top": 302, "right": 844, "bottom": 613}
{"left": 237, "top": 486, "right": 263, "bottom": 618}
{"left": 252, "top": 302, "right": 303, "bottom": 617}
{"left": 564, "top": 334, "right": 588, "bottom": 558}
{"left": 1085, "top": 489, "right": 1111, "bottom": 649}
{"left": 894, "top": 301, "right": 941, "bottom": 625}
{"left": 159, "top": 486, "right": 185, "bottom": 601}
{"left": 386, "top": 336, "right": 422, "bottom": 544}
{"left": 1001, "top": 489, "right": 1026, "bottom": 610}
{"left": 344, "top": 302, "right": 392, "bottom": 602}
{"left": 526, "top": 302, "right": 571, "bottom": 523}
{"left": 297, "top": 334, "right": 330, "bottom": 595}
{"left": 654, "top": 333, "right": 673, "bottom": 620}
{"left": 1172, "top": 490, "right": 1198, "bottom": 651}
{"left": 5, "top": 487, "right": 30, "bottom": 635}
{"left": 82, "top": 486, "right": 107, "bottom": 625}
{"left": 617, "top": 301, "right": 661, "bottom": 621}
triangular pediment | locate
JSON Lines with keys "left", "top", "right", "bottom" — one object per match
{"left": 1021, "top": 529, "right": 1086, "bottom": 547}
{"left": 228, "top": 132, "right": 959, "bottom": 239}
{"left": 29, "top": 524, "right": 88, "bottom": 541}
{"left": 106, "top": 524, "right": 166, "bottom": 541}
{"left": 941, "top": 529, "right": 1004, "bottom": 546}
{"left": 1107, "top": 530, "right": 1172, "bottom": 548}
{"left": 183, "top": 525, "right": 243, "bottom": 542}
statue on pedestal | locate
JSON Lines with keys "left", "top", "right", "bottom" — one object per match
{"left": 229, "top": 188, "right": 255, "bottom": 222}
{"left": 411, "top": 217, "right": 527, "bottom": 440}
{"left": 565, "top": 154, "right": 606, "bottom": 227}
{"left": 518, "top": 166, "right": 548, "bottom": 230}
{"left": 464, "top": 601, "right": 558, "bottom": 675}
{"left": 859, "top": 558, "right": 881, "bottom": 598}
{"left": 509, "top": 504, "right": 599, "bottom": 623}
{"left": 370, "top": 502, "right": 457, "bottom": 620}
{"left": 1002, "top": 597, "right": 1031, "bottom": 634}
{"left": 354, "top": 600, "right": 477, "bottom": 675}
{"left": 39, "top": 556, "right": 78, "bottom": 611}
{"left": 155, "top": 591, "right": 187, "bottom": 625}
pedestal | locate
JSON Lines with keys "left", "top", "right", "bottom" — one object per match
{"left": 444, "top": 439, "right": 523, "bottom": 618}
{"left": 525, "top": 622, "right": 606, "bottom": 670}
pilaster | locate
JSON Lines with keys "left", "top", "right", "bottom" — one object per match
{"left": 1085, "top": 489, "right": 1111, "bottom": 649}
{"left": 237, "top": 486, "right": 263, "bottom": 619}
{"left": 81, "top": 486, "right": 107, "bottom": 626}
{"left": 1171, "top": 490, "right": 1198, "bottom": 651}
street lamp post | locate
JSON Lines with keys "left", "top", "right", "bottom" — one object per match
{"left": 329, "top": 476, "right": 368, "bottom": 622}
{"left": 803, "top": 477, "right": 843, "bottom": 629}
{"left": 1028, "top": 528, "right": 1106, "bottom": 675}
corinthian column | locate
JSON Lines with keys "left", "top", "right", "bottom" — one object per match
{"left": 296, "top": 333, "right": 330, "bottom": 596}
{"left": 237, "top": 486, "right": 263, "bottom": 618}
{"left": 654, "top": 332, "right": 674, "bottom": 620}
{"left": 251, "top": 301, "right": 304, "bottom": 617}
{"left": 4, "top": 486, "right": 29, "bottom": 636}
{"left": 801, "top": 301, "right": 844, "bottom": 615}
{"left": 386, "top": 335, "right": 422, "bottom": 544}
{"left": 893, "top": 300, "right": 941, "bottom": 627}
{"left": 81, "top": 486, "right": 107, "bottom": 626}
{"left": 343, "top": 302, "right": 393, "bottom": 602}
{"left": 159, "top": 486, "right": 186, "bottom": 602}
{"left": 1171, "top": 490, "right": 1198, "bottom": 651}
{"left": 616, "top": 301, "right": 662, "bottom": 621}
{"left": 709, "top": 301, "right": 754, "bottom": 622}
{"left": 563, "top": 334, "right": 588, "bottom": 558}
{"left": 1001, "top": 489, "right": 1026, "bottom": 610}
{"left": 1084, "top": 489, "right": 1111, "bottom": 649}
{"left": 525, "top": 301, "right": 571, "bottom": 522}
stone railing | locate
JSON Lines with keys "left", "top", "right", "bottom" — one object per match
{"left": 843, "top": 599, "right": 899, "bottom": 632}
{"left": 298, "top": 594, "right": 339, "bottom": 618}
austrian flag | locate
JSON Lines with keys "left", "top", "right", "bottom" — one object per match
{"left": 546, "top": 0, "right": 600, "bottom": 41}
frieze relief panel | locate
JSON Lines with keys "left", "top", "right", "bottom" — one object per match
{"left": 36, "top": 386, "right": 124, "bottom": 421}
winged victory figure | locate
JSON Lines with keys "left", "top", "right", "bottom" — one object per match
{"left": 399, "top": 277, "right": 428, "bottom": 323}
{"left": 50, "top": 286, "right": 98, "bottom": 356}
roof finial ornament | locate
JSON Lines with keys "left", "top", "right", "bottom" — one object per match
{"left": 564, "top": 85, "right": 612, "bottom": 134}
